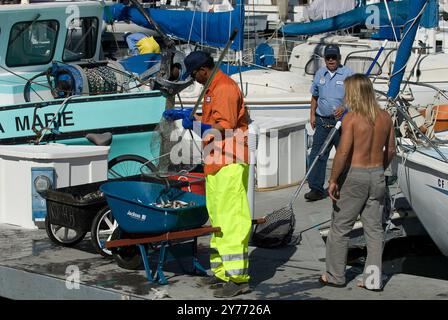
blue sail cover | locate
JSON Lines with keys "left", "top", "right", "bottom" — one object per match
{"left": 421, "top": 0, "right": 439, "bottom": 30}
{"left": 387, "top": 0, "right": 428, "bottom": 99}
{"left": 281, "top": 0, "right": 437, "bottom": 36}
{"left": 105, "top": 2, "right": 244, "bottom": 51}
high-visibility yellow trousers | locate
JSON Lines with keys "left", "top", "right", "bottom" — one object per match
{"left": 205, "top": 163, "right": 251, "bottom": 283}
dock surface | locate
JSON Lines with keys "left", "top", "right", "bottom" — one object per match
{"left": 1, "top": 183, "right": 448, "bottom": 300}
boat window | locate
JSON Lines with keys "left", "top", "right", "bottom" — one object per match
{"left": 304, "top": 56, "right": 325, "bottom": 75}
{"left": 6, "top": 20, "right": 59, "bottom": 67}
{"left": 344, "top": 56, "right": 382, "bottom": 76}
{"left": 63, "top": 17, "right": 98, "bottom": 62}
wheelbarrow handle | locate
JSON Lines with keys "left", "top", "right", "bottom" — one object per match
{"left": 252, "top": 217, "right": 266, "bottom": 225}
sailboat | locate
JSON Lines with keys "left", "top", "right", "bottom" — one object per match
{"left": 105, "top": 0, "right": 314, "bottom": 119}
{"left": 284, "top": 0, "right": 448, "bottom": 109}
{"left": 376, "top": 0, "right": 448, "bottom": 257}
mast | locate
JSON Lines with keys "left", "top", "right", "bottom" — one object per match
{"left": 387, "top": 0, "right": 429, "bottom": 100}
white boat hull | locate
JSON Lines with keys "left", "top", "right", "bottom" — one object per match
{"left": 177, "top": 69, "right": 312, "bottom": 119}
{"left": 396, "top": 145, "right": 448, "bottom": 256}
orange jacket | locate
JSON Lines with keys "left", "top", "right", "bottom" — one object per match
{"left": 201, "top": 70, "right": 249, "bottom": 176}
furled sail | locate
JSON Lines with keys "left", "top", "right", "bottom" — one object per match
{"left": 387, "top": 0, "right": 429, "bottom": 99}
{"left": 104, "top": 0, "right": 245, "bottom": 51}
{"left": 282, "top": 0, "right": 437, "bottom": 36}
{"left": 306, "top": 0, "right": 356, "bottom": 21}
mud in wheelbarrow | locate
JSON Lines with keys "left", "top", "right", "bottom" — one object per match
{"left": 100, "top": 181, "right": 209, "bottom": 274}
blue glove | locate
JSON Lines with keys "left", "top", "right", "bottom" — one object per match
{"left": 182, "top": 117, "right": 212, "bottom": 135}
{"left": 162, "top": 108, "right": 193, "bottom": 121}
{"left": 181, "top": 116, "right": 194, "bottom": 130}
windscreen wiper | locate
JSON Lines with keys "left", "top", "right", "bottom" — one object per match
{"left": 9, "top": 13, "right": 42, "bottom": 46}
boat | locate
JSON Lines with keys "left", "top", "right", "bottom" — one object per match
{"left": 0, "top": 1, "right": 178, "bottom": 163}
{"left": 105, "top": 0, "right": 314, "bottom": 119}
{"left": 391, "top": 85, "right": 448, "bottom": 257}
{"left": 0, "top": 0, "right": 205, "bottom": 231}
{"left": 395, "top": 134, "right": 448, "bottom": 256}
{"left": 174, "top": 0, "right": 447, "bottom": 118}
{"left": 284, "top": 0, "right": 448, "bottom": 108}
{"left": 377, "top": 0, "right": 448, "bottom": 257}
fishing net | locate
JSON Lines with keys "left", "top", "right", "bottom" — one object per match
{"left": 143, "top": 99, "right": 203, "bottom": 177}
{"left": 251, "top": 205, "right": 296, "bottom": 248}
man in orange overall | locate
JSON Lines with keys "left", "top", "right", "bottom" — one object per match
{"left": 163, "top": 51, "right": 252, "bottom": 298}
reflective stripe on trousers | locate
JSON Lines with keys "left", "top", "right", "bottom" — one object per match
{"left": 206, "top": 163, "right": 252, "bottom": 283}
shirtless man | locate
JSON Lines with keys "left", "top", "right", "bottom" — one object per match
{"left": 318, "top": 74, "right": 396, "bottom": 291}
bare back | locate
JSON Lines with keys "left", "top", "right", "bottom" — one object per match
{"left": 347, "top": 110, "right": 395, "bottom": 168}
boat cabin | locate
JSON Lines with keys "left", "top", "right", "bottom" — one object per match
{"left": 0, "top": 1, "right": 105, "bottom": 105}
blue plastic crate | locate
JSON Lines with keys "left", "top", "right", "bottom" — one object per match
{"left": 100, "top": 181, "right": 208, "bottom": 234}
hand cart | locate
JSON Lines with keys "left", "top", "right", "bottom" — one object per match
{"left": 101, "top": 180, "right": 265, "bottom": 284}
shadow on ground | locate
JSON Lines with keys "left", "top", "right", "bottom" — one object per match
{"left": 247, "top": 245, "right": 327, "bottom": 299}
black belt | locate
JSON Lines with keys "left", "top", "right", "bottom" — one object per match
{"left": 316, "top": 114, "right": 336, "bottom": 128}
{"left": 316, "top": 114, "right": 335, "bottom": 119}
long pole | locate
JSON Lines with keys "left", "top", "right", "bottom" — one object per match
{"left": 189, "top": 29, "right": 239, "bottom": 119}
{"left": 367, "top": 40, "right": 388, "bottom": 76}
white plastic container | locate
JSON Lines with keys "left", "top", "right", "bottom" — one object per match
{"left": 0, "top": 144, "right": 109, "bottom": 229}
{"left": 252, "top": 116, "right": 308, "bottom": 189}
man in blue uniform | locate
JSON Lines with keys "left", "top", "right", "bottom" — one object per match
{"left": 305, "top": 44, "right": 353, "bottom": 201}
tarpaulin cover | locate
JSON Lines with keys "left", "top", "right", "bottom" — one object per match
{"left": 105, "top": 1, "right": 244, "bottom": 51}
{"left": 282, "top": 0, "right": 437, "bottom": 36}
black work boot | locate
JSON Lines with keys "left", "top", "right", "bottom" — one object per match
{"left": 304, "top": 189, "right": 325, "bottom": 201}
{"left": 196, "top": 276, "right": 226, "bottom": 288}
{"left": 213, "top": 281, "right": 250, "bottom": 298}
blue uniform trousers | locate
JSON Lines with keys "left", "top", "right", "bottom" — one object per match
{"left": 307, "top": 115, "right": 341, "bottom": 194}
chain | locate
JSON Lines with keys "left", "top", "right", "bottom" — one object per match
{"left": 84, "top": 66, "right": 119, "bottom": 95}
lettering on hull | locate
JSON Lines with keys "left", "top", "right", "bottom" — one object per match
{"left": 14, "top": 111, "right": 74, "bottom": 132}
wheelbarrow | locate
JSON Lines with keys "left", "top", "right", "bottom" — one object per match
{"left": 100, "top": 181, "right": 210, "bottom": 284}
{"left": 39, "top": 175, "right": 191, "bottom": 257}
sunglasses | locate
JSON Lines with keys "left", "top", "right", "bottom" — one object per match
{"left": 325, "top": 55, "right": 338, "bottom": 61}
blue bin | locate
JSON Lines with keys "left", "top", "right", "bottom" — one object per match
{"left": 100, "top": 181, "right": 209, "bottom": 234}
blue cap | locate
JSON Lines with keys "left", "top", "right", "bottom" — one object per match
{"left": 184, "top": 51, "right": 212, "bottom": 76}
{"left": 324, "top": 44, "right": 340, "bottom": 57}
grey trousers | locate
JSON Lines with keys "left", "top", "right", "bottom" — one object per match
{"left": 325, "top": 166, "right": 385, "bottom": 287}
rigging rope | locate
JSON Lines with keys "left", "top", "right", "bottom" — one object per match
{"left": 389, "top": 2, "right": 429, "bottom": 82}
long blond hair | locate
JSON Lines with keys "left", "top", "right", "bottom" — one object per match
{"left": 344, "top": 74, "right": 380, "bottom": 124}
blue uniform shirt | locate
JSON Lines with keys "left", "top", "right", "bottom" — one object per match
{"left": 310, "top": 65, "right": 353, "bottom": 117}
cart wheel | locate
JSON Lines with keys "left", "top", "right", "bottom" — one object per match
{"left": 110, "top": 228, "right": 143, "bottom": 270}
{"left": 108, "top": 155, "right": 156, "bottom": 179}
{"left": 45, "top": 216, "right": 86, "bottom": 246}
{"left": 90, "top": 206, "right": 118, "bottom": 257}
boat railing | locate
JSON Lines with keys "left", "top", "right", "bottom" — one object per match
{"left": 344, "top": 47, "right": 398, "bottom": 78}
{"left": 374, "top": 76, "right": 448, "bottom": 102}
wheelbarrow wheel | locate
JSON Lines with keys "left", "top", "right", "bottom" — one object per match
{"left": 90, "top": 206, "right": 117, "bottom": 258}
{"left": 45, "top": 216, "right": 86, "bottom": 247}
{"left": 108, "top": 155, "right": 156, "bottom": 179}
{"left": 110, "top": 228, "right": 143, "bottom": 270}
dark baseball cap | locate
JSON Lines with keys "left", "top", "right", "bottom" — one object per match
{"left": 184, "top": 51, "right": 213, "bottom": 76}
{"left": 324, "top": 44, "right": 340, "bottom": 57}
